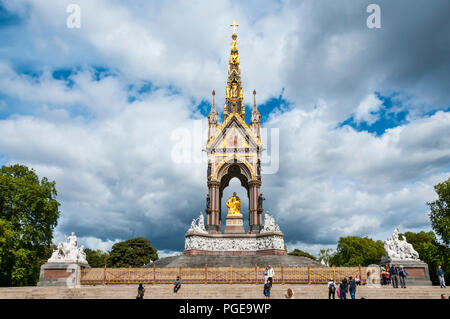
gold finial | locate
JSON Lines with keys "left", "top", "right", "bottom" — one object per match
{"left": 212, "top": 90, "right": 215, "bottom": 109}
{"left": 212, "top": 90, "right": 215, "bottom": 96}
{"left": 230, "top": 20, "right": 239, "bottom": 35}
{"left": 253, "top": 90, "right": 256, "bottom": 106}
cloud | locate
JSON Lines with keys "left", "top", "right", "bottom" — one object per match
{"left": 0, "top": 0, "right": 449, "bottom": 254}
{"left": 354, "top": 93, "right": 383, "bottom": 125}
{"left": 263, "top": 106, "right": 450, "bottom": 247}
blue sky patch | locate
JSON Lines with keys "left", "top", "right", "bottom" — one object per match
{"left": 196, "top": 89, "right": 291, "bottom": 124}
{"left": 339, "top": 93, "right": 409, "bottom": 136}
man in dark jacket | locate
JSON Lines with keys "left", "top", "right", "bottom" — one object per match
{"left": 339, "top": 278, "right": 348, "bottom": 299}
{"left": 327, "top": 278, "right": 336, "bottom": 299}
{"left": 398, "top": 266, "right": 408, "bottom": 288}
{"left": 437, "top": 265, "right": 446, "bottom": 288}
{"left": 348, "top": 276, "right": 357, "bottom": 299}
{"left": 173, "top": 276, "right": 182, "bottom": 293}
{"left": 390, "top": 265, "right": 399, "bottom": 288}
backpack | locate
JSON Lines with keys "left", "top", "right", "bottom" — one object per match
{"left": 329, "top": 282, "right": 336, "bottom": 292}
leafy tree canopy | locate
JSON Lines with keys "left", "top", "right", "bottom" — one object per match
{"left": 329, "top": 236, "right": 385, "bottom": 267}
{"left": 84, "top": 248, "right": 110, "bottom": 268}
{"left": 0, "top": 164, "right": 60, "bottom": 286}
{"left": 427, "top": 178, "right": 450, "bottom": 247}
{"left": 400, "top": 231, "right": 449, "bottom": 285}
{"left": 288, "top": 249, "right": 317, "bottom": 261}
{"left": 107, "top": 237, "right": 158, "bottom": 268}
{"left": 318, "top": 248, "right": 334, "bottom": 266}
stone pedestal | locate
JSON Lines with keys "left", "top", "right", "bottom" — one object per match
{"left": 184, "top": 231, "right": 286, "bottom": 256}
{"left": 380, "top": 258, "right": 432, "bottom": 286}
{"left": 224, "top": 214, "right": 245, "bottom": 233}
{"left": 37, "top": 262, "right": 90, "bottom": 287}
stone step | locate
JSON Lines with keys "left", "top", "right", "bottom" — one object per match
{"left": 1, "top": 285, "right": 448, "bottom": 299}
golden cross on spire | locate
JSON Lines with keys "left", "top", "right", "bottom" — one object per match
{"left": 230, "top": 20, "right": 239, "bottom": 34}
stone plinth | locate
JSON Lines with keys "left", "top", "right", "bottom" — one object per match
{"left": 37, "top": 262, "right": 90, "bottom": 287}
{"left": 184, "top": 231, "right": 286, "bottom": 256}
{"left": 224, "top": 214, "right": 245, "bottom": 233}
{"left": 380, "top": 258, "right": 432, "bottom": 286}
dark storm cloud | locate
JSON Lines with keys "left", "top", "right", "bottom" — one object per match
{"left": 1, "top": 0, "right": 449, "bottom": 255}
{"left": 282, "top": 0, "right": 450, "bottom": 121}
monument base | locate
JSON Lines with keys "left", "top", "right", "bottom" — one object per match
{"left": 224, "top": 214, "right": 245, "bottom": 233}
{"left": 380, "top": 258, "right": 432, "bottom": 286}
{"left": 152, "top": 254, "right": 323, "bottom": 268}
{"left": 37, "top": 262, "right": 90, "bottom": 287}
{"left": 184, "top": 231, "right": 287, "bottom": 256}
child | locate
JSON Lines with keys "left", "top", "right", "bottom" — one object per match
{"left": 173, "top": 276, "right": 181, "bottom": 293}
{"left": 264, "top": 282, "right": 271, "bottom": 299}
{"left": 136, "top": 283, "right": 145, "bottom": 299}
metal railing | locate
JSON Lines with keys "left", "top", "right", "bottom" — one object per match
{"left": 80, "top": 265, "right": 365, "bottom": 285}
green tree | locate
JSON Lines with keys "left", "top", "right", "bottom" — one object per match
{"left": 288, "top": 249, "right": 317, "bottom": 261}
{"left": 107, "top": 237, "right": 158, "bottom": 268}
{"left": 400, "top": 231, "right": 449, "bottom": 285}
{"left": 0, "top": 164, "right": 60, "bottom": 286}
{"left": 427, "top": 178, "right": 450, "bottom": 247}
{"left": 329, "top": 236, "right": 385, "bottom": 267}
{"left": 84, "top": 248, "right": 110, "bottom": 268}
{"left": 318, "top": 248, "right": 334, "bottom": 266}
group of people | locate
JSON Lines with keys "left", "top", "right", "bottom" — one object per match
{"left": 380, "top": 264, "right": 409, "bottom": 288}
{"left": 136, "top": 276, "right": 182, "bottom": 299}
{"left": 327, "top": 276, "right": 360, "bottom": 299}
{"left": 263, "top": 265, "right": 275, "bottom": 299}
{"left": 134, "top": 264, "right": 446, "bottom": 299}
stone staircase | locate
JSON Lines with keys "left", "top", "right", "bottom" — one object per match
{"left": 0, "top": 284, "right": 448, "bottom": 299}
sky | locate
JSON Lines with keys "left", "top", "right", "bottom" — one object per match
{"left": 0, "top": 0, "right": 449, "bottom": 258}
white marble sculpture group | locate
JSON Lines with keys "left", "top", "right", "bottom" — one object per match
{"left": 187, "top": 212, "right": 208, "bottom": 234}
{"left": 47, "top": 232, "right": 88, "bottom": 264}
{"left": 261, "top": 212, "right": 281, "bottom": 233}
{"left": 383, "top": 228, "right": 419, "bottom": 261}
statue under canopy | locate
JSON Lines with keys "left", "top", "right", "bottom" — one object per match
{"left": 226, "top": 192, "right": 242, "bottom": 216}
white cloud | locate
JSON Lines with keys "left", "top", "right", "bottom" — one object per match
{"left": 0, "top": 0, "right": 449, "bottom": 255}
{"left": 354, "top": 93, "right": 383, "bottom": 124}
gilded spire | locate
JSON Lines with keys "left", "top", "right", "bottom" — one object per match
{"left": 224, "top": 20, "right": 244, "bottom": 120}
{"left": 230, "top": 20, "right": 239, "bottom": 34}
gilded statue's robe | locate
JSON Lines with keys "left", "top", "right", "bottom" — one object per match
{"left": 226, "top": 192, "right": 242, "bottom": 216}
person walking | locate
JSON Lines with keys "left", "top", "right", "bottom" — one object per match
{"left": 349, "top": 276, "right": 357, "bottom": 299}
{"left": 173, "top": 276, "right": 182, "bottom": 293}
{"left": 267, "top": 265, "right": 275, "bottom": 287}
{"left": 264, "top": 267, "right": 269, "bottom": 285}
{"left": 339, "top": 278, "right": 348, "bottom": 299}
{"left": 398, "top": 266, "right": 408, "bottom": 288}
{"left": 437, "top": 265, "right": 446, "bottom": 288}
{"left": 327, "top": 278, "right": 336, "bottom": 299}
{"left": 136, "top": 283, "right": 145, "bottom": 299}
{"left": 390, "top": 264, "right": 399, "bottom": 288}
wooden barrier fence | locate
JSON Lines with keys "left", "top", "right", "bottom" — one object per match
{"left": 80, "top": 265, "right": 365, "bottom": 285}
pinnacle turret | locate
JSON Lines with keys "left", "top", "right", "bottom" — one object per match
{"left": 224, "top": 20, "right": 245, "bottom": 120}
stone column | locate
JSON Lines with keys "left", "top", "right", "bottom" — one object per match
{"left": 206, "top": 180, "right": 220, "bottom": 233}
{"left": 248, "top": 180, "right": 262, "bottom": 233}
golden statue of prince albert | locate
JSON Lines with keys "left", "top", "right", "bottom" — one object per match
{"left": 226, "top": 192, "right": 242, "bottom": 216}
